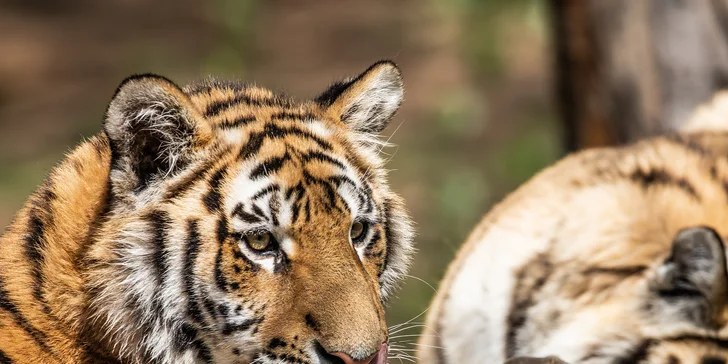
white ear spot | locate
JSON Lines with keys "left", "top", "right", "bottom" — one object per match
{"left": 341, "top": 64, "right": 403, "bottom": 134}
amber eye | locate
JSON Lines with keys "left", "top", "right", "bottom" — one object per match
{"left": 350, "top": 221, "right": 368, "bottom": 242}
{"left": 246, "top": 232, "right": 273, "bottom": 251}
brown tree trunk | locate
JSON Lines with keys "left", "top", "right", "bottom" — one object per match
{"left": 551, "top": 0, "right": 728, "bottom": 151}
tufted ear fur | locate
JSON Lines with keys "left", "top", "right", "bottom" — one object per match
{"left": 316, "top": 60, "right": 404, "bottom": 135}
{"left": 104, "top": 74, "right": 211, "bottom": 194}
{"left": 647, "top": 226, "right": 728, "bottom": 328}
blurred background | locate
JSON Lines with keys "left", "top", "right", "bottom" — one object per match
{"left": 2, "top": 0, "right": 727, "bottom": 338}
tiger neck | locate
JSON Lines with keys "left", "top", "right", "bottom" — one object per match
{"left": 0, "top": 134, "right": 114, "bottom": 357}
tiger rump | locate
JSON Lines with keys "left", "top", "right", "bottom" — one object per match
{"left": 0, "top": 61, "right": 413, "bottom": 364}
{"left": 419, "top": 92, "right": 728, "bottom": 364}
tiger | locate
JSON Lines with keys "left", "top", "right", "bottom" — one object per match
{"left": 0, "top": 60, "right": 414, "bottom": 364}
{"left": 418, "top": 91, "right": 728, "bottom": 364}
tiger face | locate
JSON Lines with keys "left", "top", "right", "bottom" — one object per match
{"left": 85, "top": 61, "right": 413, "bottom": 363}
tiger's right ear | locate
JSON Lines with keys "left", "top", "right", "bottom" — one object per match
{"left": 315, "top": 61, "right": 403, "bottom": 135}
{"left": 104, "top": 74, "right": 212, "bottom": 194}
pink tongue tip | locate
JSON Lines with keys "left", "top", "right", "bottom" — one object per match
{"left": 374, "top": 343, "right": 388, "bottom": 364}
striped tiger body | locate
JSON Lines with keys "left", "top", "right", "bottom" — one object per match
{"left": 0, "top": 61, "right": 413, "bottom": 364}
{"left": 419, "top": 92, "right": 728, "bottom": 364}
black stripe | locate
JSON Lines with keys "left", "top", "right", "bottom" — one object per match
{"left": 25, "top": 186, "right": 55, "bottom": 314}
{"left": 217, "top": 304, "right": 229, "bottom": 318}
{"left": 203, "top": 169, "right": 226, "bottom": 212}
{"left": 250, "top": 153, "right": 290, "bottom": 180}
{"left": 364, "top": 230, "right": 384, "bottom": 258}
{"left": 237, "top": 123, "right": 334, "bottom": 162}
{"left": 149, "top": 211, "right": 172, "bottom": 287}
{"left": 239, "top": 132, "right": 266, "bottom": 160}
{"left": 173, "top": 323, "right": 198, "bottom": 352}
{"left": 252, "top": 204, "right": 266, "bottom": 220}
{"left": 148, "top": 210, "right": 172, "bottom": 322}
{"left": 290, "top": 200, "right": 302, "bottom": 225}
{"left": 302, "top": 151, "right": 346, "bottom": 169}
{"left": 582, "top": 265, "right": 648, "bottom": 276}
{"left": 204, "top": 94, "right": 288, "bottom": 118}
{"left": 0, "top": 275, "right": 52, "bottom": 353}
{"left": 192, "top": 339, "right": 213, "bottom": 364}
{"left": 183, "top": 219, "right": 206, "bottom": 325}
{"left": 266, "top": 123, "right": 333, "bottom": 150}
{"left": 0, "top": 350, "right": 12, "bottom": 364}
{"left": 287, "top": 183, "right": 306, "bottom": 225}
{"left": 202, "top": 298, "right": 217, "bottom": 320}
{"left": 215, "top": 248, "right": 229, "bottom": 292}
{"left": 232, "top": 203, "right": 263, "bottom": 224}
{"left": 222, "top": 318, "right": 257, "bottom": 335}
{"left": 304, "top": 199, "right": 311, "bottom": 222}
{"left": 25, "top": 213, "right": 48, "bottom": 310}
{"left": 701, "top": 357, "right": 726, "bottom": 364}
{"left": 302, "top": 170, "right": 341, "bottom": 211}
{"left": 217, "top": 215, "right": 229, "bottom": 244}
{"left": 664, "top": 133, "right": 714, "bottom": 157}
{"left": 269, "top": 194, "right": 280, "bottom": 226}
{"left": 630, "top": 169, "right": 699, "bottom": 200}
{"left": 615, "top": 339, "right": 656, "bottom": 364}
{"left": 506, "top": 253, "right": 553, "bottom": 358}
{"left": 165, "top": 158, "right": 218, "bottom": 200}
{"left": 379, "top": 199, "right": 395, "bottom": 279}
{"left": 663, "top": 334, "right": 728, "bottom": 348}
{"left": 285, "top": 182, "right": 304, "bottom": 200}
{"left": 215, "top": 115, "right": 257, "bottom": 129}
{"left": 328, "top": 175, "right": 359, "bottom": 190}
{"left": 270, "top": 111, "right": 316, "bottom": 121}
{"left": 215, "top": 216, "right": 230, "bottom": 292}
{"left": 252, "top": 184, "right": 280, "bottom": 200}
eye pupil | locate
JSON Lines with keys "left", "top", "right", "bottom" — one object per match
{"left": 246, "top": 232, "right": 271, "bottom": 251}
{"left": 350, "top": 221, "right": 366, "bottom": 241}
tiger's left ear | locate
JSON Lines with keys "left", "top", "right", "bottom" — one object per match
{"left": 104, "top": 74, "right": 212, "bottom": 194}
{"left": 316, "top": 60, "right": 404, "bottom": 134}
{"left": 648, "top": 226, "right": 728, "bottom": 328}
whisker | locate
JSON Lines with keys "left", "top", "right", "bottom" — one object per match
{"left": 389, "top": 323, "right": 429, "bottom": 335}
{"left": 403, "top": 274, "right": 438, "bottom": 293}
{"left": 388, "top": 354, "right": 416, "bottom": 363}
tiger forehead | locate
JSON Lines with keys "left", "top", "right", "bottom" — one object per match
{"left": 185, "top": 79, "right": 320, "bottom": 125}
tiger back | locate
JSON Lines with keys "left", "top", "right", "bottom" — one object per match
{"left": 0, "top": 61, "right": 413, "bottom": 364}
{"left": 419, "top": 92, "right": 728, "bottom": 364}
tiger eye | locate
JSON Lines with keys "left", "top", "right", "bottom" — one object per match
{"left": 246, "top": 232, "right": 272, "bottom": 251}
{"left": 350, "top": 221, "right": 366, "bottom": 240}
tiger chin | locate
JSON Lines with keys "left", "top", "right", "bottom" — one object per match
{"left": 0, "top": 61, "right": 414, "bottom": 364}
{"left": 419, "top": 91, "right": 728, "bottom": 364}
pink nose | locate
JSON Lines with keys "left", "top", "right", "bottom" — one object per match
{"left": 330, "top": 343, "right": 388, "bottom": 364}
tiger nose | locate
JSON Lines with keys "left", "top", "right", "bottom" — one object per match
{"left": 328, "top": 343, "right": 388, "bottom": 364}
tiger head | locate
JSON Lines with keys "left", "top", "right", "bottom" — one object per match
{"left": 86, "top": 61, "right": 413, "bottom": 364}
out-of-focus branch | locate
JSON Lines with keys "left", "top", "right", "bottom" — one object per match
{"left": 551, "top": 0, "right": 728, "bottom": 151}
